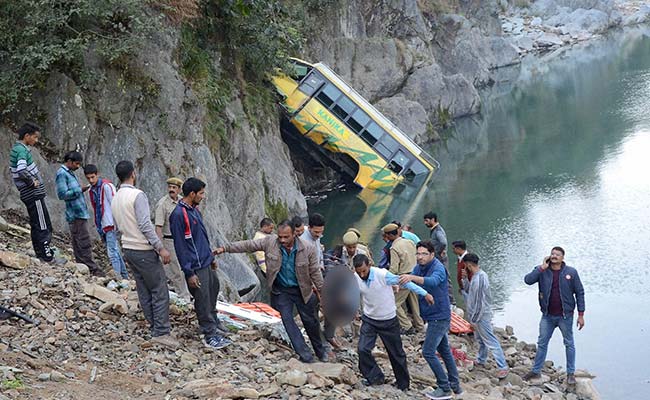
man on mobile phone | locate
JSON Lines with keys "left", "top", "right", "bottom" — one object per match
{"left": 523, "top": 246, "right": 585, "bottom": 385}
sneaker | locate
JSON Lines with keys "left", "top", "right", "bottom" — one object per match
{"left": 424, "top": 388, "right": 452, "bottom": 399}
{"left": 205, "top": 336, "right": 231, "bottom": 350}
{"left": 362, "top": 377, "right": 385, "bottom": 386}
{"left": 453, "top": 386, "right": 464, "bottom": 395}
{"left": 566, "top": 373, "right": 576, "bottom": 385}
{"left": 46, "top": 257, "right": 67, "bottom": 266}
{"left": 318, "top": 352, "right": 330, "bottom": 363}
{"left": 151, "top": 334, "right": 180, "bottom": 350}
{"left": 496, "top": 369, "right": 510, "bottom": 379}
{"left": 523, "top": 371, "right": 541, "bottom": 381}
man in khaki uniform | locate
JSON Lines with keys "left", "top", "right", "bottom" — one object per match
{"left": 383, "top": 223, "right": 424, "bottom": 334}
{"left": 253, "top": 217, "right": 274, "bottom": 275}
{"left": 154, "top": 177, "right": 191, "bottom": 303}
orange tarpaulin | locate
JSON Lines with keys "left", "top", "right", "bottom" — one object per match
{"left": 450, "top": 311, "right": 473, "bottom": 334}
{"left": 235, "top": 302, "right": 282, "bottom": 319}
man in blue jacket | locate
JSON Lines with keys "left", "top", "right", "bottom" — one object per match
{"left": 399, "top": 240, "right": 462, "bottom": 400}
{"left": 523, "top": 246, "right": 585, "bottom": 385}
{"left": 170, "top": 178, "right": 231, "bottom": 350}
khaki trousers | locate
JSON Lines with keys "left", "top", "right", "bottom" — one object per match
{"left": 163, "top": 238, "right": 192, "bottom": 302}
{"left": 395, "top": 288, "right": 424, "bottom": 331}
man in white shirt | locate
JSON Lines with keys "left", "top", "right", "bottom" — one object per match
{"left": 300, "top": 213, "right": 325, "bottom": 268}
{"left": 353, "top": 254, "right": 434, "bottom": 391}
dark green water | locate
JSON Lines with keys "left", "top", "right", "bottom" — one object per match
{"left": 311, "top": 27, "right": 650, "bottom": 399}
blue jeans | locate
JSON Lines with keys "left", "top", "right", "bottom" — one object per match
{"left": 422, "top": 319, "right": 460, "bottom": 392}
{"left": 532, "top": 314, "right": 575, "bottom": 374}
{"left": 105, "top": 230, "right": 128, "bottom": 279}
{"left": 474, "top": 317, "right": 508, "bottom": 370}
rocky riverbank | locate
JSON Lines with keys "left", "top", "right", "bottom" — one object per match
{"left": 500, "top": 0, "right": 650, "bottom": 55}
{"left": 0, "top": 219, "right": 600, "bottom": 400}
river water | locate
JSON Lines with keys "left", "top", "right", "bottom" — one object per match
{"left": 310, "top": 27, "right": 650, "bottom": 399}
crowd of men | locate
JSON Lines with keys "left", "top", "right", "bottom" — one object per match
{"left": 9, "top": 123, "right": 586, "bottom": 400}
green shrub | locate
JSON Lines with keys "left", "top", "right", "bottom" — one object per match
{"left": 0, "top": 0, "right": 156, "bottom": 115}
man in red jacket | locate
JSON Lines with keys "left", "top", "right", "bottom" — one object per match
{"left": 452, "top": 240, "right": 472, "bottom": 295}
{"left": 84, "top": 164, "right": 128, "bottom": 279}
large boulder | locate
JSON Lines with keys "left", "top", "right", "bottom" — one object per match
{"left": 622, "top": 5, "right": 650, "bottom": 26}
{"left": 0, "top": 251, "right": 31, "bottom": 270}
{"left": 374, "top": 96, "right": 436, "bottom": 143}
{"left": 402, "top": 63, "right": 481, "bottom": 121}
{"left": 314, "top": 37, "right": 415, "bottom": 102}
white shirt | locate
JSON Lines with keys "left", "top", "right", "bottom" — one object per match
{"left": 355, "top": 267, "right": 427, "bottom": 321}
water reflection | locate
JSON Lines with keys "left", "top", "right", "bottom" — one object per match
{"left": 312, "top": 26, "right": 650, "bottom": 398}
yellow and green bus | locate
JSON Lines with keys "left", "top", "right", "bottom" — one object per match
{"left": 273, "top": 58, "right": 439, "bottom": 191}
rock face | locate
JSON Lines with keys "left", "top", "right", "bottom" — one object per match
{"left": 0, "top": 29, "right": 306, "bottom": 301}
{"left": 305, "top": 0, "right": 520, "bottom": 140}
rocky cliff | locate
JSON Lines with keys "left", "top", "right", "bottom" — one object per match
{"left": 0, "top": 26, "right": 306, "bottom": 302}
{"left": 304, "top": 0, "right": 520, "bottom": 143}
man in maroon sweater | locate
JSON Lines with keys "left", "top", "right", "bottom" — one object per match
{"left": 452, "top": 241, "right": 473, "bottom": 294}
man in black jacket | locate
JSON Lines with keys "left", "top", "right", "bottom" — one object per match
{"left": 523, "top": 246, "right": 585, "bottom": 385}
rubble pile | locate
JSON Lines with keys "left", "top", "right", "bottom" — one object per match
{"left": 0, "top": 222, "right": 600, "bottom": 399}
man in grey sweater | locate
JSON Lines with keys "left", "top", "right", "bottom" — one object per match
{"left": 461, "top": 253, "right": 509, "bottom": 378}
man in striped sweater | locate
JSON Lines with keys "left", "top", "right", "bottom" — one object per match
{"left": 9, "top": 123, "right": 54, "bottom": 262}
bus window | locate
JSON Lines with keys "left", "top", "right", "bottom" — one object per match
{"left": 299, "top": 73, "right": 324, "bottom": 96}
{"left": 407, "top": 159, "right": 428, "bottom": 175}
{"left": 348, "top": 108, "right": 370, "bottom": 134}
{"left": 360, "top": 122, "right": 385, "bottom": 146}
{"left": 388, "top": 150, "right": 409, "bottom": 174}
{"left": 291, "top": 64, "right": 310, "bottom": 81}
{"left": 374, "top": 134, "right": 399, "bottom": 159}
{"left": 316, "top": 84, "right": 342, "bottom": 108}
{"left": 332, "top": 96, "right": 356, "bottom": 121}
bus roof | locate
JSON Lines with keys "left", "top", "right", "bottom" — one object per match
{"left": 311, "top": 62, "right": 439, "bottom": 170}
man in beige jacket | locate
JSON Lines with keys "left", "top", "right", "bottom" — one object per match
{"left": 215, "top": 219, "right": 327, "bottom": 363}
{"left": 383, "top": 223, "right": 425, "bottom": 335}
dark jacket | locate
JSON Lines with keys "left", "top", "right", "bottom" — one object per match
{"left": 413, "top": 258, "right": 451, "bottom": 321}
{"left": 169, "top": 201, "right": 214, "bottom": 278}
{"left": 524, "top": 263, "right": 585, "bottom": 317}
{"left": 225, "top": 235, "right": 323, "bottom": 303}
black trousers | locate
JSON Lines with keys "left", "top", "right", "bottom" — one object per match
{"left": 123, "top": 249, "right": 171, "bottom": 337}
{"left": 271, "top": 285, "right": 325, "bottom": 362}
{"left": 358, "top": 315, "right": 410, "bottom": 390}
{"left": 23, "top": 197, "right": 54, "bottom": 261}
{"left": 69, "top": 218, "right": 100, "bottom": 273}
{"left": 188, "top": 266, "right": 220, "bottom": 339}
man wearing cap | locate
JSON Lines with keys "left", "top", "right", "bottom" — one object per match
{"left": 341, "top": 231, "right": 373, "bottom": 268}
{"left": 155, "top": 177, "right": 191, "bottom": 303}
{"left": 345, "top": 228, "right": 372, "bottom": 259}
{"left": 383, "top": 223, "right": 425, "bottom": 334}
